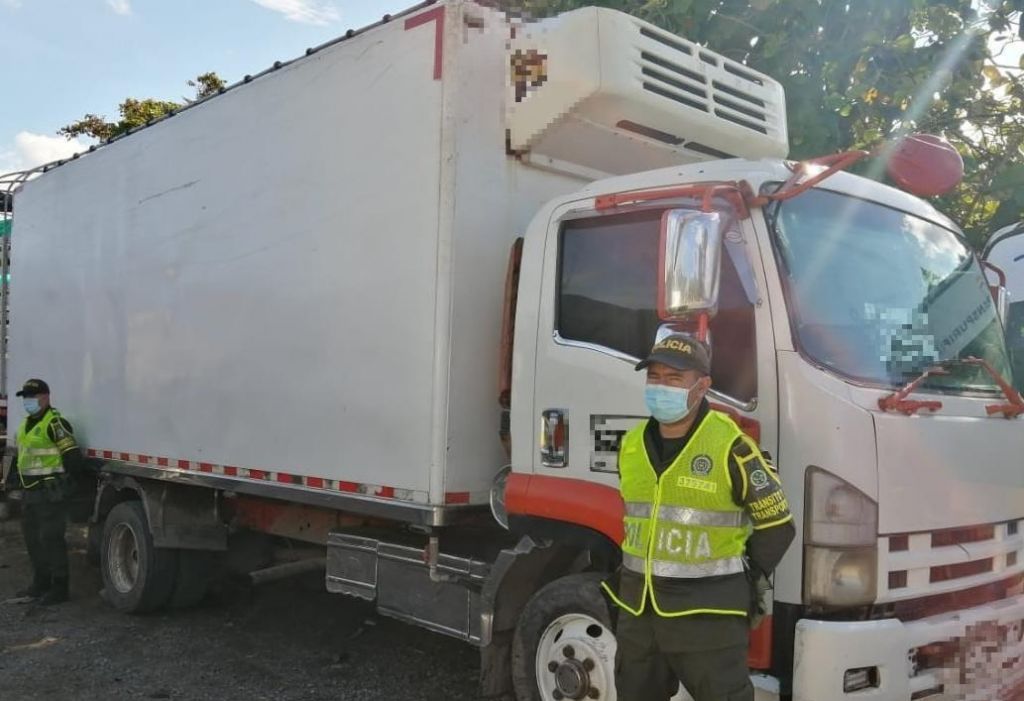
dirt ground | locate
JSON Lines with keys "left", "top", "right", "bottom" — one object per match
{"left": 0, "top": 518, "right": 480, "bottom": 701}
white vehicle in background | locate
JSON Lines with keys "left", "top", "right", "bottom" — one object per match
{"left": 1, "top": 2, "right": 1022, "bottom": 699}
{"left": 985, "top": 221, "right": 1024, "bottom": 391}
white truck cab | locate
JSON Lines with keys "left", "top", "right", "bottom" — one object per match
{"left": 504, "top": 153, "right": 1024, "bottom": 700}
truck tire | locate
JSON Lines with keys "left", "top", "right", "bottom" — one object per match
{"left": 86, "top": 522, "right": 102, "bottom": 567}
{"left": 169, "top": 549, "right": 219, "bottom": 609}
{"left": 511, "top": 572, "right": 619, "bottom": 701}
{"left": 100, "top": 501, "right": 178, "bottom": 613}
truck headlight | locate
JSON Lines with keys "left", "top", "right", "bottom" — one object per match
{"left": 804, "top": 467, "right": 878, "bottom": 608}
{"left": 804, "top": 545, "right": 877, "bottom": 608}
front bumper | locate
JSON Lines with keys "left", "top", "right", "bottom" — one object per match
{"left": 793, "top": 592, "right": 1024, "bottom": 701}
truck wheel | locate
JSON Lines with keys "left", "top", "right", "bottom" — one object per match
{"left": 511, "top": 572, "right": 618, "bottom": 701}
{"left": 100, "top": 501, "right": 178, "bottom": 613}
{"left": 86, "top": 522, "right": 102, "bottom": 567}
{"left": 169, "top": 550, "right": 219, "bottom": 609}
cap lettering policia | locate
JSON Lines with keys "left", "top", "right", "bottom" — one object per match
{"left": 634, "top": 334, "right": 711, "bottom": 375}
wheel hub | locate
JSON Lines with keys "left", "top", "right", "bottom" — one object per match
{"left": 553, "top": 657, "right": 590, "bottom": 699}
{"left": 537, "top": 614, "right": 613, "bottom": 701}
{"left": 108, "top": 522, "right": 141, "bottom": 594}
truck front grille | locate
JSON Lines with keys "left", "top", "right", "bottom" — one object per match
{"left": 879, "top": 519, "right": 1024, "bottom": 605}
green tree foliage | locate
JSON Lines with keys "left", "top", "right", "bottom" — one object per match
{"left": 58, "top": 72, "right": 226, "bottom": 143}
{"left": 506, "top": 0, "right": 1024, "bottom": 245}
{"left": 188, "top": 72, "right": 227, "bottom": 100}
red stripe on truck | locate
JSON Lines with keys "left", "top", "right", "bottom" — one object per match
{"left": 88, "top": 450, "right": 409, "bottom": 503}
{"left": 505, "top": 473, "right": 625, "bottom": 544}
{"left": 445, "top": 492, "right": 470, "bottom": 505}
{"left": 404, "top": 6, "right": 445, "bottom": 80}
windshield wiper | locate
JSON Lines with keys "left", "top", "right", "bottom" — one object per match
{"left": 878, "top": 357, "right": 1024, "bottom": 417}
{"left": 877, "top": 365, "right": 947, "bottom": 415}
{"left": 966, "top": 357, "right": 1024, "bottom": 418}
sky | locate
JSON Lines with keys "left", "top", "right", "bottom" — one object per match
{"left": 0, "top": 0, "right": 406, "bottom": 173}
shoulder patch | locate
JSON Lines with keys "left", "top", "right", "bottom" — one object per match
{"left": 749, "top": 468, "right": 771, "bottom": 491}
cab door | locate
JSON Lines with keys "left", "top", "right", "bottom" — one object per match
{"left": 530, "top": 201, "right": 778, "bottom": 487}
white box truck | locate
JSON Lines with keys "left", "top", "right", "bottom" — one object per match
{"left": 3, "top": 2, "right": 1023, "bottom": 699}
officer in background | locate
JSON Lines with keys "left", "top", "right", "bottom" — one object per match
{"left": 605, "top": 335, "right": 796, "bottom": 701}
{"left": 4, "top": 379, "right": 84, "bottom": 605}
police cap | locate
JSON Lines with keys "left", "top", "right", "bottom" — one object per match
{"left": 635, "top": 334, "right": 710, "bottom": 375}
{"left": 16, "top": 378, "right": 50, "bottom": 397}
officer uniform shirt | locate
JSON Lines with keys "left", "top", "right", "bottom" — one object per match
{"left": 5, "top": 409, "right": 84, "bottom": 490}
{"left": 615, "top": 398, "right": 795, "bottom": 651}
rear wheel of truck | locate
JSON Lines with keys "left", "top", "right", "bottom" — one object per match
{"left": 169, "top": 549, "right": 219, "bottom": 609}
{"left": 511, "top": 572, "right": 619, "bottom": 701}
{"left": 100, "top": 501, "right": 178, "bottom": 613}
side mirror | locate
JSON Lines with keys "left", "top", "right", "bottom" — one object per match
{"left": 659, "top": 210, "right": 724, "bottom": 319}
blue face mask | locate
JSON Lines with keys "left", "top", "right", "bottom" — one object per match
{"left": 644, "top": 384, "right": 696, "bottom": 424}
{"left": 23, "top": 398, "right": 41, "bottom": 415}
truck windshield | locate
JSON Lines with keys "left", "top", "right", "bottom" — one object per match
{"left": 769, "top": 188, "right": 1013, "bottom": 393}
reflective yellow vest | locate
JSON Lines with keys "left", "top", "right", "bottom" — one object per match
{"left": 16, "top": 409, "right": 65, "bottom": 489}
{"left": 604, "top": 411, "right": 751, "bottom": 617}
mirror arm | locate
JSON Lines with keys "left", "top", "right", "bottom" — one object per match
{"left": 749, "top": 150, "right": 869, "bottom": 207}
{"left": 596, "top": 181, "right": 751, "bottom": 218}
{"left": 696, "top": 312, "right": 709, "bottom": 343}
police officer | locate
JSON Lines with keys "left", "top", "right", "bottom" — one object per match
{"left": 4, "top": 379, "right": 84, "bottom": 605}
{"left": 605, "top": 335, "right": 796, "bottom": 701}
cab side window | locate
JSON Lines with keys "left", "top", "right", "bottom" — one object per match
{"left": 556, "top": 210, "right": 759, "bottom": 402}
{"left": 557, "top": 210, "right": 662, "bottom": 361}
